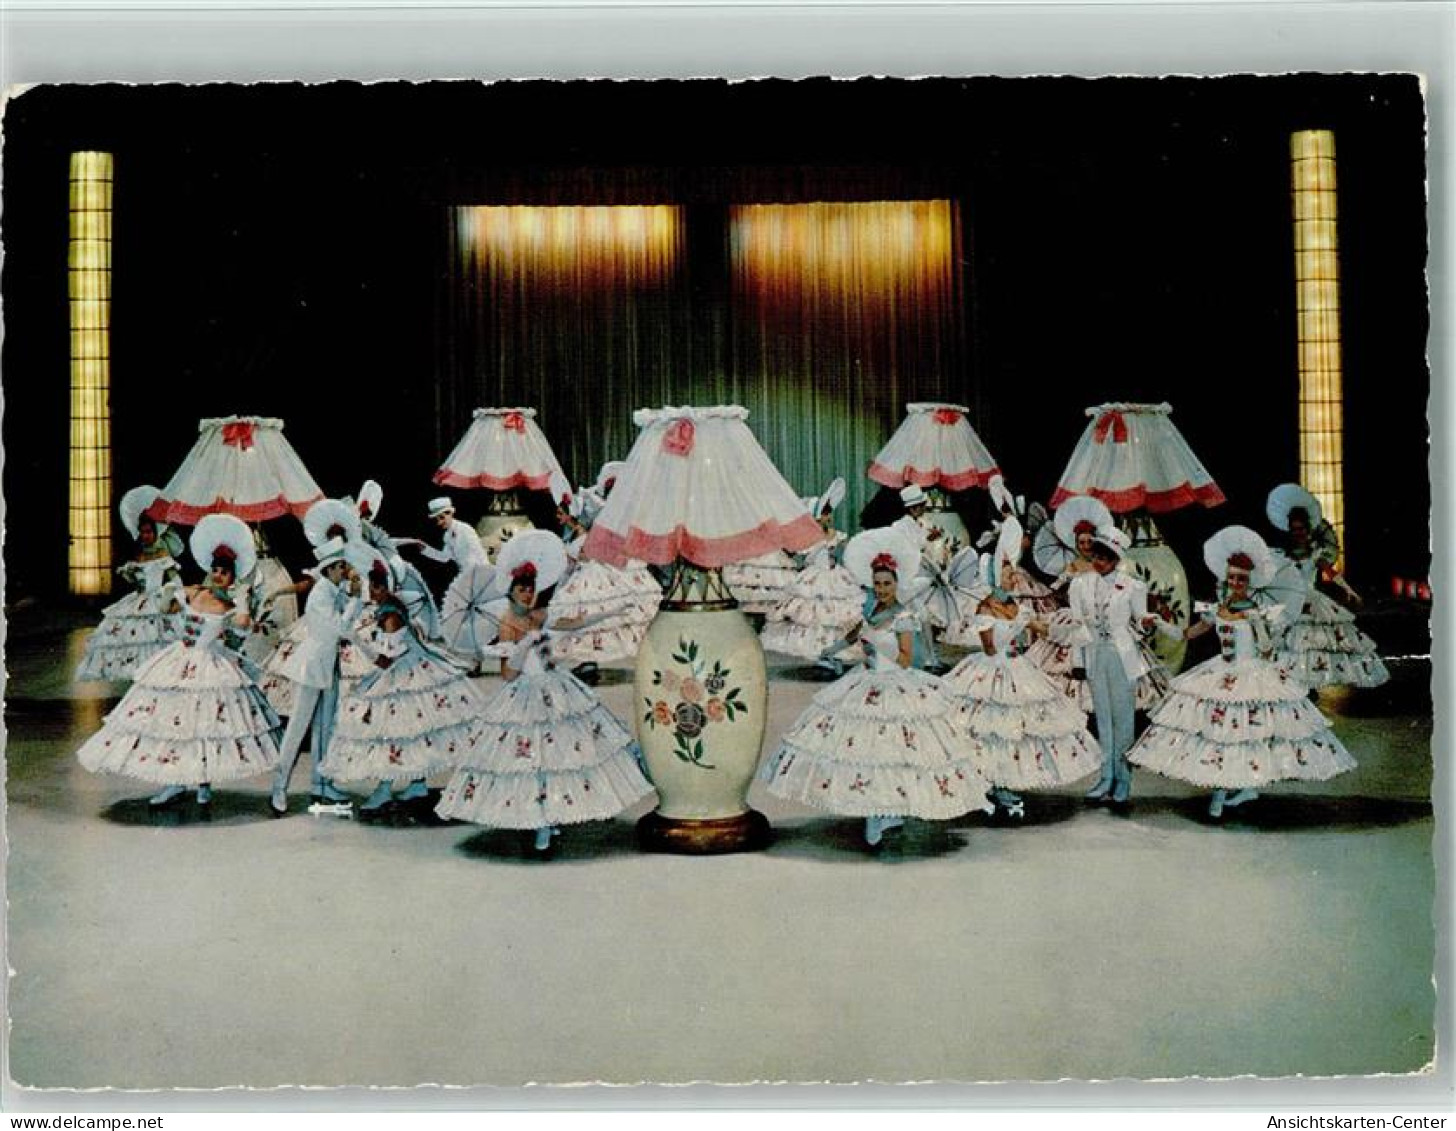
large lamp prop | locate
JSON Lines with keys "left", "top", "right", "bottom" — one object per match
{"left": 867, "top": 402, "right": 1000, "bottom": 557}
{"left": 1050, "top": 402, "right": 1225, "bottom": 672}
{"left": 434, "top": 407, "right": 566, "bottom": 560}
{"left": 581, "top": 405, "right": 822, "bottom": 854}
{"left": 145, "top": 414, "right": 324, "bottom": 663}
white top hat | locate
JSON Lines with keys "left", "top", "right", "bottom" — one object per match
{"left": 1090, "top": 524, "right": 1130, "bottom": 558}
{"left": 357, "top": 480, "right": 384, "bottom": 520}
{"left": 313, "top": 536, "right": 350, "bottom": 568}
{"left": 899, "top": 484, "right": 929, "bottom": 508}
{"left": 427, "top": 496, "right": 455, "bottom": 518}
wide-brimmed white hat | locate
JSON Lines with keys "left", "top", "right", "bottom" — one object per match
{"left": 189, "top": 513, "right": 256, "bottom": 581}
{"left": 1266, "top": 483, "right": 1323, "bottom": 532}
{"left": 593, "top": 461, "right": 627, "bottom": 496}
{"left": 899, "top": 484, "right": 928, "bottom": 508}
{"left": 304, "top": 498, "right": 362, "bottom": 549}
{"left": 1090, "top": 524, "right": 1130, "bottom": 559}
{"left": 1203, "top": 525, "right": 1274, "bottom": 588}
{"left": 1054, "top": 494, "right": 1114, "bottom": 549}
{"left": 344, "top": 541, "right": 389, "bottom": 582}
{"left": 844, "top": 528, "right": 921, "bottom": 589}
{"left": 493, "top": 529, "right": 569, "bottom": 595}
{"left": 817, "top": 476, "right": 847, "bottom": 518}
{"left": 119, "top": 485, "right": 167, "bottom": 541}
{"left": 427, "top": 496, "right": 455, "bottom": 518}
{"left": 356, "top": 480, "right": 383, "bottom": 520}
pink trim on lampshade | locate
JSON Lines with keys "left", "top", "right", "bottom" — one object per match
{"left": 867, "top": 461, "right": 1001, "bottom": 491}
{"left": 582, "top": 513, "right": 823, "bottom": 569}
{"left": 1049, "top": 481, "right": 1227, "bottom": 514}
{"left": 432, "top": 468, "right": 555, "bottom": 492}
{"left": 146, "top": 492, "right": 324, "bottom": 525}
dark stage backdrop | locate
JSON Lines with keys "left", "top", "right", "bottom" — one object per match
{"left": 0, "top": 76, "right": 1430, "bottom": 603}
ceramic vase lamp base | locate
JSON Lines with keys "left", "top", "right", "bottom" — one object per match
{"left": 1121, "top": 510, "right": 1190, "bottom": 674}
{"left": 474, "top": 490, "right": 533, "bottom": 562}
{"left": 924, "top": 487, "right": 971, "bottom": 560}
{"left": 633, "top": 562, "right": 772, "bottom": 855}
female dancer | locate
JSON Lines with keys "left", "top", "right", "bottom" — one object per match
{"left": 1265, "top": 483, "right": 1389, "bottom": 692}
{"left": 1129, "top": 525, "right": 1357, "bottom": 818}
{"left": 321, "top": 550, "right": 490, "bottom": 818}
{"left": 942, "top": 521, "right": 1102, "bottom": 819}
{"left": 76, "top": 486, "right": 186, "bottom": 683}
{"left": 758, "top": 529, "right": 993, "bottom": 847}
{"left": 761, "top": 478, "right": 865, "bottom": 663}
{"left": 436, "top": 532, "right": 655, "bottom": 852}
{"left": 77, "top": 514, "right": 282, "bottom": 809}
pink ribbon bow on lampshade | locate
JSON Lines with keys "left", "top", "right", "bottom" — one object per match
{"left": 1093, "top": 410, "right": 1129, "bottom": 444}
{"left": 502, "top": 412, "right": 527, "bottom": 434}
{"left": 221, "top": 421, "right": 256, "bottom": 451}
{"left": 661, "top": 418, "right": 696, "bottom": 457}
{"left": 932, "top": 408, "right": 962, "bottom": 426}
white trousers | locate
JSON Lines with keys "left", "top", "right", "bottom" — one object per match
{"left": 273, "top": 682, "right": 338, "bottom": 794}
{"left": 1086, "top": 640, "right": 1135, "bottom": 789}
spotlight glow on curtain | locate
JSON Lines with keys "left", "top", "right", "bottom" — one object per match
{"left": 444, "top": 205, "right": 693, "bottom": 485}
{"left": 1291, "top": 131, "right": 1345, "bottom": 559}
{"left": 730, "top": 200, "right": 963, "bottom": 529}
{"left": 442, "top": 199, "right": 966, "bottom": 527}
{"left": 69, "top": 151, "right": 114, "bottom": 596}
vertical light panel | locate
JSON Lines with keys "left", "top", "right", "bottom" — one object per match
{"left": 1291, "top": 130, "right": 1344, "bottom": 558}
{"left": 69, "top": 151, "right": 113, "bottom": 595}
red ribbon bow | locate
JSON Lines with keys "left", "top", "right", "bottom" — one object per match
{"left": 662, "top": 418, "right": 696, "bottom": 458}
{"left": 1093, "top": 410, "right": 1129, "bottom": 444}
{"left": 870, "top": 552, "right": 898, "bottom": 572}
{"left": 932, "top": 408, "right": 962, "bottom": 426}
{"left": 502, "top": 412, "right": 527, "bottom": 434}
{"left": 221, "top": 421, "right": 256, "bottom": 451}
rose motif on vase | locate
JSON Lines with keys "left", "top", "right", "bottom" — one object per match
{"left": 642, "top": 636, "right": 748, "bottom": 771}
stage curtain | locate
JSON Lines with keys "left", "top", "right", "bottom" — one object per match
{"left": 440, "top": 198, "right": 969, "bottom": 532}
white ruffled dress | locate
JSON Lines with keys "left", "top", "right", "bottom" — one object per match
{"left": 758, "top": 608, "right": 994, "bottom": 819}
{"left": 760, "top": 535, "right": 866, "bottom": 661}
{"left": 942, "top": 566, "right": 1059, "bottom": 648}
{"left": 76, "top": 555, "right": 182, "bottom": 683}
{"left": 1270, "top": 551, "right": 1390, "bottom": 689}
{"left": 1128, "top": 609, "right": 1357, "bottom": 789}
{"left": 942, "top": 607, "right": 1102, "bottom": 790}
{"left": 321, "top": 597, "right": 488, "bottom": 784}
{"left": 77, "top": 600, "right": 283, "bottom": 785}
{"left": 544, "top": 540, "right": 661, "bottom": 665}
{"left": 724, "top": 550, "right": 802, "bottom": 615}
{"left": 436, "top": 633, "right": 655, "bottom": 830}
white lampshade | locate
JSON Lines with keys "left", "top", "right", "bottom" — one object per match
{"left": 867, "top": 402, "right": 1000, "bottom": 492}
{"left": 1050, "top": 402, "right": 1225, "bottom": 514}
{"left": 581, "top": 405, "right": 822, "bottom": 568}
{"left": 434, "top": 407, "right": 566, "bottom": 493}
{"left": 149, "top": 415, "right": 324, "bottom": 525}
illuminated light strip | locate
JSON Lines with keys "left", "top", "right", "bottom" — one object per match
{"left": 1291, "top": 130, "right": 1345, "bottom": 563}
{"left": 69, "top": 151, "right": 113, "bottom": 596}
